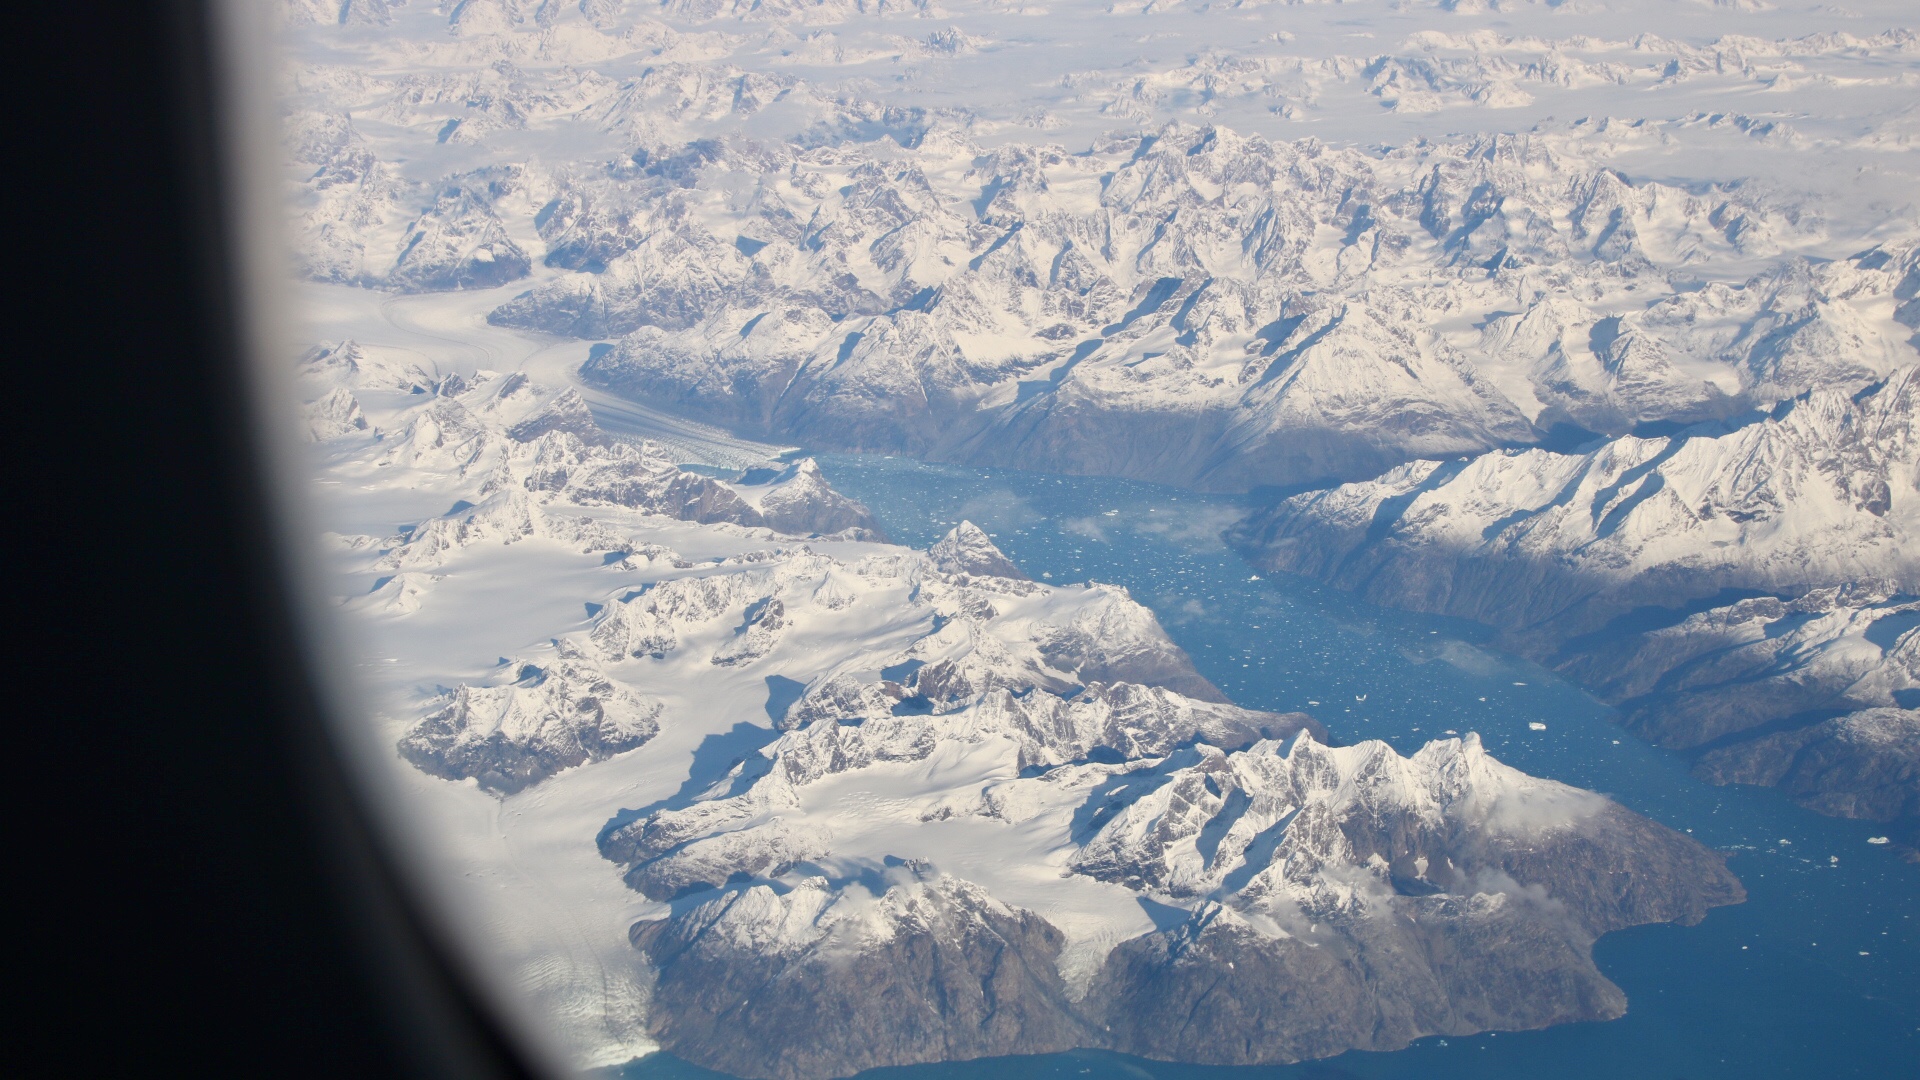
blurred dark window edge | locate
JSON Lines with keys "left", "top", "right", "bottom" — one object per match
{"left": 22, "top": 3, "right": 541, "bottom": 1076}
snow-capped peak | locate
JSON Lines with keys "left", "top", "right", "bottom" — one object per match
{"left": 930, "top": 520, "right": 1027, "bottom": 580}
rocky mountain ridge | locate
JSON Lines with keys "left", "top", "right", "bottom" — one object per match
{"left": 1234, "top": 366, "right": 1920, "bottom": 847}
{"left": 278, "top": 2, "right": 1920, "bottom": 1069}
{"left": 563, "top": 125, "right": 1915, "bottom": 492}
{"left": 304, "top": 341, "right": 887, "bottom": 545}
{"left": 304, "top": 343, "right": 1744, "bottom": 1074}
{"left": 285, "top": 1, "right": 1920, "bottom": 494}
{"left": 622, "top": 717, "right": 1742, "bottom": 1079}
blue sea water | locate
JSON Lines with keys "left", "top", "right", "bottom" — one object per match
{"left": 620, "top": 454, "right": 1919, "bottom": 1080}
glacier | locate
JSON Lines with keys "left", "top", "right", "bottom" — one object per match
{"left": 1233, "top": 367, "right": 1920, "bottom": 833}
{"left": 301, "top": 341, "right": 1737, "bottom": 1075}
{"left": 276, "top": 0, "right": 1920, "bottom": 1074}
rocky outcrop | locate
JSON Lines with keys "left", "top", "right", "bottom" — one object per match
{"left": 929, "top": 520, "right": 1027, "bottom": 580}
{"left": 741, "top": 459, "right": 887, "bottom": 541}
{"left": 399, "top": 659, "right": 662, "bottom": 795}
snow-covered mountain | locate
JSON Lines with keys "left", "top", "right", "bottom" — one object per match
{"left": 302, "top": 340, "right": 1739, "bottom": 1073}
{"left": 623, "top": 725, "right": 1739, "bottom": 1079}
{"left": 401, "top": 656, "right": 664, "bottom": 793}
{"left": 277, "top": 0, "right": 1920, "bottom": 1070}
{"left": 283, "top": 0, "right": 1920, "bottom": 492}
{"left": 1234, "top": 367, "right": 1920, "bottom": 832}
{"left": 304, "top": 343, "right": 886, "bottom": 543}
{"left": 549, "top": 126, "right": 1914, "bottom": 490}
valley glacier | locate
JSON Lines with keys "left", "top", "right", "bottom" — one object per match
{"left": 279, "top": 0, "right": 1920, "bottom": 1076}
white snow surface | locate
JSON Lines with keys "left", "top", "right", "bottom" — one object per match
{"left": 281, "top": 0, "right": 1920, "bottom": 489}
{"left": 269, "top": 0, "right": 1916, "bottom": 1067}
{"left": 1256, "top": 365, "right": 1920, "bottom": 611}
{"left": 300, "top": 332, "right": 1645, "bottom": 1063}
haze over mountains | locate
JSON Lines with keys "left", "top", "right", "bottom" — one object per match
{"left": 286, "top": 0, "right": 1918, "bottom": 1072}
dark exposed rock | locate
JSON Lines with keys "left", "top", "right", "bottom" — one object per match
{"left": 752, "top": 459, "right": 888, "bottom": 541}
{"left": 398, "top": 660, "right": 661, "bottom": 796}
{"left": 628, "top": 783, "right": 1741, "bottom": 1080}
{"left": 1085, "top": 900, "right": 1624, "bottom": 1065}
{"left": 632, "top": 874, "right": 1094, "bottom": 1080}
{"left": 1695, "top": 708, "right": 1920, "bottom": 822}
{"left": 930, "top": 520, "right": 1028, "bottom": 580}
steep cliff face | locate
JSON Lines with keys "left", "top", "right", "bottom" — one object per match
{"left": 1558, "top": 585, "right": 1920, "bottom": 752}
{"left": 930, "top": 520, "right": 1029, "bottom": 580}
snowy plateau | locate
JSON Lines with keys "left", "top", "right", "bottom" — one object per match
{"left": 282, "top": 0, "right": 1916, "bottom": 1076}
